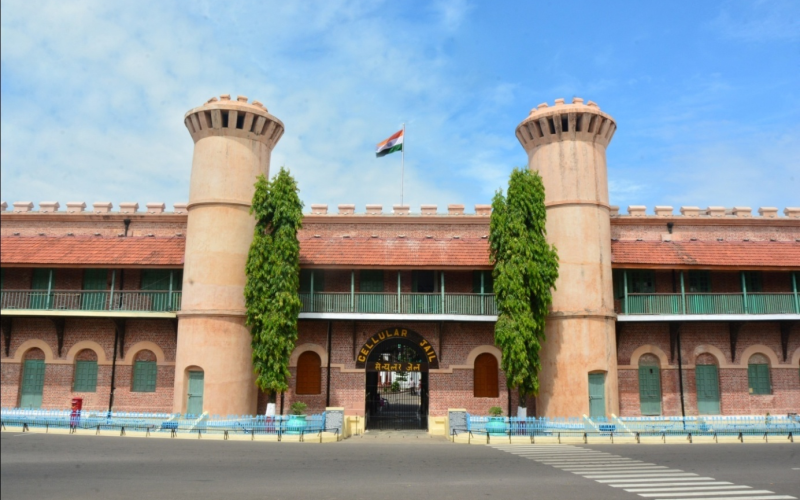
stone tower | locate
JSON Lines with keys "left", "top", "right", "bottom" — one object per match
{"left": 174, "top": 94, "right": 284, "bottom": 415}
{"left": 515, "top": 97, "right": 618, "bottom": 418}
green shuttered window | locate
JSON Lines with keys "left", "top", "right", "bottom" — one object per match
{"left": 73, "top": 361, "right": 98, "bottom": 392}
{"left": 695, "top": 364, "right": 721, "bottom": 415}
{"left": 20, "top": 359, "right": 46, "bottom": 409}
{"left": 299, "top": 270, "right": 325, "bottom": 293}
{"left": 638, "top": 355, "right": 662, "bottom": 416}
{"left": 359, "top": 270, "right": 384, "bottom": 292}
{"left": 82, "top": 269, "right": 108, "bottom": 310}
{"left": 743, "top": 271, "right": 763, "bottom": 293}
{"left": 140, "top": 270, "right": 181, "bottom": 311}
{"left": 30, "top": 269, "right": 52, "bottom": 310}
{"left": 627, "top": 271, "right": 655, "bottom": 294}
{"left": 688, "top": 271, "right": 711, "bottom": 293}
{"left": 141, "top": 270, "right": 182, "bottom": 291}
{"left": 132, "top": 361, "right": 157, "bottom": 392}
{"left": 748, "top": 358, "right": 771, "bottom": 395}
{"left": 471, "top": 271, "right": 494, "bottom": 294}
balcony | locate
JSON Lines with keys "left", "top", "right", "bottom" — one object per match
{"left": 0, "top": 290, "right": 182, "bottom": 318}
{"left": 299, "top": 292, "right": 497, "bottom": 320}
{"left": 617, "top": 292, "right": 799, "bottom": 320}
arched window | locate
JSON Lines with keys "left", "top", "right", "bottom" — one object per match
{"left": 296, "top": 351, "right": 322, "bottom": 395}
{"left": 695, "top": 354, "right": 720, "bottom": 415}
{"left": 638, "top": 354, "right": 661, "bottom": 416}
{"left": 132, "top": 350, "right": 157, "bottom": 393}
{"left": 20, "top": 348, "right": 46, "bottom": 409}
{"left": 73, "top": 349, "right": 98, "bottom": 393}
{"left": 748, "top": 353, "right": 771, "bottom": 395}
{"left": 473, "top": 353, "right": 499, "bottom": 398}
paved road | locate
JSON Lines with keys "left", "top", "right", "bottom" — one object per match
{"left": 1, "top": 432, "right": 798, "bottom": 500}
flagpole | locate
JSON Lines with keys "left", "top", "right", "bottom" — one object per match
{"left": 401, "top": 123, "right": 405, "bottom": 206}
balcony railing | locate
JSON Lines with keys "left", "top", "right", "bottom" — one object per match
{"left": 0, "top": 290, "right": 182, "bottom": 313}
{"left": 620, "top": 292, "right": 799, "bottom": 316}
{"left": 300, "top": 292, "right": 497, "bottom": 316}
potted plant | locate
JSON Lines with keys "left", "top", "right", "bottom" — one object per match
{"left": 486, "top": 406, "right": 507, "bottom": 436}
{"left": 285, "top": 401, "right": 308, "bottom": 435}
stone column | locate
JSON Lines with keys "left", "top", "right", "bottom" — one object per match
{"left": 174, "top": 94, "right": 284, "bottom": 416}
{"left": 515, "top": 98, "right": 619, "bottom": 418}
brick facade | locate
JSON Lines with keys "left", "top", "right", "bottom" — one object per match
{"left": 276, "top": 321, "right": 511, "bottom": 420}
{"left": 1, "top": 317, "right": 176, "bottom": 412}
{"left": 617, "top": 321, "right": 800, "bottom": 417}
{"left": 1, "top": 209, "right": 798, "bottom": 419}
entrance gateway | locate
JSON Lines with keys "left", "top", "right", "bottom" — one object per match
{"left": 356, "top": 328, "right": 439, "bottom": 430}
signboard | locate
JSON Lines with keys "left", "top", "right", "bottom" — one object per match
{"left": 355, "top": 327, "right": 439, "bottom": 370}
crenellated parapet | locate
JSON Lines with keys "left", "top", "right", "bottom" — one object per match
{"left": 515, "top": 97, "right": 616, "bottom": 150}
{"left": 183, "top": 94, "right": 284, "bottom": 147}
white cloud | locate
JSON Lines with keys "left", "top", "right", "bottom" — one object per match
{"left": 1, "top": 0, "right": 511, "bottom": 211}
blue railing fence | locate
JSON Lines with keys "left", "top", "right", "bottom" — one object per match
{"left": 454, "top": 413, "right": 800, "bottom": 442}
{"left": 0, "top": 408, "right": 334, "bottom": 440}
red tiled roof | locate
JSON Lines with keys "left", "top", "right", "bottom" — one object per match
{"left": 3, "top": 236, "right": 797, "bottom": 269}
{"left": 299, "top": 237, "right": 492, "bottom": 267}
{"left": 611, "top": 240, "right": 800, "bottom": 268}
{"left": 0, "top": 237, "right": 185, "bottom": 266}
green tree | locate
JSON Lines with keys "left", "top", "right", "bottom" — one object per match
{"left": 245, "top": 168, "right": 304, "bottom": 396}
{"left": 490, "top": 168, "right": 559, "bottom": 408}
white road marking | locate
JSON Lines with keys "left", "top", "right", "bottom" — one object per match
{"left": 640, "top": 491, "right": 773, "bottom": 498}
{"left": 626, "top": 486, "right": 747, "bottom": 493}
{"left": 598, "top": 477, "right": 718, "bottom": 483}
{"left": 555, "top": 462, "right": 657, "bottom": 467}
{"left": 586, "top": 473, "right": 698, "bottom": 479}
{"left": 650, "top": 496, "right": 795, "bottom": 500}
{"left": 491, "top": 445, "right": 797, "bottom": 500}
{"left": 612, "top": 483, "right": 735, "bottom": 488}
{"left": 562, "top": 467, "right": 669, "bottom": 472}
{"left": 536, "top": 457, "right": 642, "bottom": 465}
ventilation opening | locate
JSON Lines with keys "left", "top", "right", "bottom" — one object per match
{"left": 594, "top": 117, "right": 604, "bottom": 135}
{"left": 236, "top": 113, "right": 246, "bottom": 129}
{"left": 587, "top": 115, "right": 596, "bottom": 133}
{"left": 204, "top": 111, "right": 213, "bottom": 129}
{"left": 221, "top": 111, "right": 229, "bottom": 128}
{"left": 575, "top": 114, "right": 582, "bottom": 132}
{"left": 561, "top": 115, "right": 569, "bottom": 132}
{"left": 547, "top": 117, "right": 556, "bottom": 134}
{"left": 248, "top": 117, "right": 258, "bottom": 133}
{"left": 532, "top": 120, "right": 544, "bottom": 138}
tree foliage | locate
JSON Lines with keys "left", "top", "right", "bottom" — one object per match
{"left": 490, "top": 168, "right": 559, "bottom": 405}
{"left": 245, "top": 168, "right": 304, "bottom": 393}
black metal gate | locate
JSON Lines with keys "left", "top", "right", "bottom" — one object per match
{"left": 365, "top": 342, "right": 428, "bottom": 430}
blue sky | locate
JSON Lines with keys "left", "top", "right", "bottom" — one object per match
{"left": 1, "top": 0, "right": 798, "bottom": 213}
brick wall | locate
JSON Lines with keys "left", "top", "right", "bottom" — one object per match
{"left": 611, "top": 221, "right": 800, "bottom": 242}
{"left": 278, "top": 320, "right": 511, "bottom": 419}
{"left": 618, "top": 321, "right": 800, "bottom": 417}
{"left": 0, "top": 317, "right": 176, "bottom": 411}
{"left": 300, "top": 221, "right": 491, "bottom": 240}
{"left": 0, "top": 217, "right": 187, "bottom": 238}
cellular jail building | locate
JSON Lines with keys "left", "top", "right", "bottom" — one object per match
{"left": 1, "top": 95, "right": 799, "bottom": 434}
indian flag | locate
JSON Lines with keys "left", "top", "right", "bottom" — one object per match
{"left": 376, "top": 129, "right": 404, "bottom": 157}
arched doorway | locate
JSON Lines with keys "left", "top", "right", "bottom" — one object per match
{"left": 186, "top": 369, "right": 204, "bottom": 416}
{"left": 357, "top": 327, "right": 438, "bottom": 430}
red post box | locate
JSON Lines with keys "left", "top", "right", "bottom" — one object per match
{"left": 70, "top": 398, "right": 83, "bottom": 428}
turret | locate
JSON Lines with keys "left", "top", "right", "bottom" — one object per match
{"left": 516, "top": 97, "right": 618, "bottom": 418}
{"left": 174, "top": 94, "right": 284, "bottom": 415}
